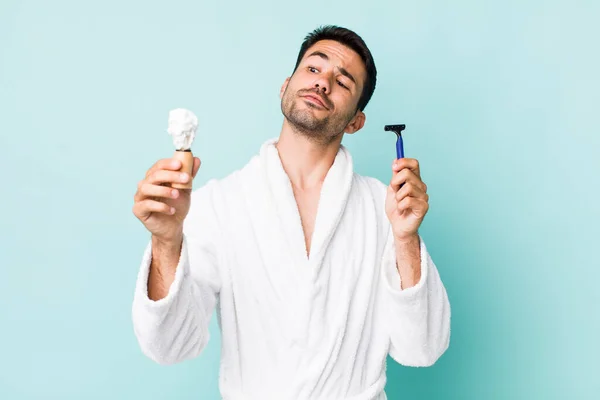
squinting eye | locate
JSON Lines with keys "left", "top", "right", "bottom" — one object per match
{"left": 337, "top": 80, "right": 348, "bottom": 89}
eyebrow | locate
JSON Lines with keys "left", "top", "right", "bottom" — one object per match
{"left": 307, "top": 51, "right": 356, "bottom": 85}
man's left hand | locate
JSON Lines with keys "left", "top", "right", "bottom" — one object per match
{"left": 385, "top": 158, "right": 430, "bottom": 241}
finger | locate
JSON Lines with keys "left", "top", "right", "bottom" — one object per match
{"left": 147, "top": 169, "right": 190, "bottom": 186}
{"left": 145, "top": 158, "right": 183, "bottom": 179}
{"left": 392, "top": 158, "right": 421, "bottom": 179}
{"left": 133, "top": 199, "right": 175, "bottom": 220}
{"left": 135, "top": 181, "right": 180, "bottom": 202}
{"left": 395, "top": 182, "right": 429, "bottom": 203}
{"left": 390, "top": 169, "right": 407, "bottom": 192}
{"left": 191, "top": 157, "right": 201, "bottom": 178}
{"left": 390, "top": 169, "right": 424, "bottom": 193}
{"left": 397, "top": 197, "right": 429, "bottom": 217}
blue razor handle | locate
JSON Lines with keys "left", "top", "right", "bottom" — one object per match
{"left": 396, "top": 134, "right": 404, "bottom": 159}
{"left": 385, "top": 124, "right": 406, "bottom": 189}
{"left": 384, "top": 124, "right": 406, "bottom": 159}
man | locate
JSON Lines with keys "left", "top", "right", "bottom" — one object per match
{"left": 132, "top": 25, "right": 450, "bottom": 399}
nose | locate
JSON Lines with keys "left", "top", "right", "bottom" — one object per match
{"left": 313, "top": 75, "right": 330, "bottom": 94}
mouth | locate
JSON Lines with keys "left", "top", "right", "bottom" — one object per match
{"left": 301, "top": 94, "right": 328, "bottom": 110}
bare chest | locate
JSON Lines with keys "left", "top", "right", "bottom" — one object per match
{"left": 292, "top": 187, "right": 321, "bottom": 257}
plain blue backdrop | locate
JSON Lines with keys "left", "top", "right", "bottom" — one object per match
{"left": 1, "top": 0, "right": 599, "bottom": 399}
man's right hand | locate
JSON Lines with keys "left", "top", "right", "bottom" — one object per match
{"left": 133, "top": 157, "right": 202, "bottom": 244}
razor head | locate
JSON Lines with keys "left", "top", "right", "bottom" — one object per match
{"left": 384, "top": 124, "right": 406, "bottom": 136}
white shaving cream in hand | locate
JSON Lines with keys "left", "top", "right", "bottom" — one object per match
{"left": 167, "top": 108, "right": 198, "bottom": 150}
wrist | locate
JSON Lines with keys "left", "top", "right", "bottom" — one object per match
{"left": 394, "top": 233, "right": 419, "bottom": 246}
{"left": 152, "top": 233, "right": 183, "bottom": 252}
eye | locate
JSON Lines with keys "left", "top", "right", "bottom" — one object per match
{"left": 337, "top": 80, "right": 349, "bottom": 90}
{"left": 308, "top": 66, "right": 318, "bottom": 73}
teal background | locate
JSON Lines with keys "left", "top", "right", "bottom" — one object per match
{"left": 1, "top": 0, "right": 598, "bottom": 398}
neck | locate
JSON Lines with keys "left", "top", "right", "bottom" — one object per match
{"left": 275, "top": 120, "right": 343, "bottom": 191}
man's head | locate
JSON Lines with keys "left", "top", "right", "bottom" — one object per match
{"left": 280, "top": 25, "right": 377, "bottom": 144}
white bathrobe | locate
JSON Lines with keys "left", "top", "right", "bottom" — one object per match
{"left": 132, "top": 137, "right": 451, "bottom": 400}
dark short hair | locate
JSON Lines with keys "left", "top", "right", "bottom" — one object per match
{"left": 292, "top": 25, "right": 377, "bottom": 112}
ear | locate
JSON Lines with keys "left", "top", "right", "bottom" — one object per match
{"left": 344, "top": 110, "right": 366, "bottom": 135}
{"left": 280, "top": 77, "right": 290, "bottom": 99}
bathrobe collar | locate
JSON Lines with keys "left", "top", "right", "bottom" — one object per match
{"left": 258, "top": 136, "right": 354, "bottom": 275}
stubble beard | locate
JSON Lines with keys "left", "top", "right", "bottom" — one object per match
{"left": 281, "top": 88, "right": 353, "bottom": 146}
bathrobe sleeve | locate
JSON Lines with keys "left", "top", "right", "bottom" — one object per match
{"left": 131, "top": 185, "right": 222, "bottom": 365}
{"left": 381, "top": 228, "right": 451, "bottom": 367}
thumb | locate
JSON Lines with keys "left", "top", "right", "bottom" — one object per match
{"left": 191, "top": 157, "right": 201, "bottom": 178}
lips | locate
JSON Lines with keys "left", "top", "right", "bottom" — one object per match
{"left": 302, "top": 94, "right": 328, "bottom": 109}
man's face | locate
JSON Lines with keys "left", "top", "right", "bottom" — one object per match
{"left": 280, "top": 40, "right": 367, "bottom": 143}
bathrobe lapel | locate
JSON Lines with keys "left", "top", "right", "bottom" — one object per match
{"left": 260, "top": 137, "right": 354, "bottom": 279}
{"left": 238, "top": 137, "right": 354, "bottom": 351}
